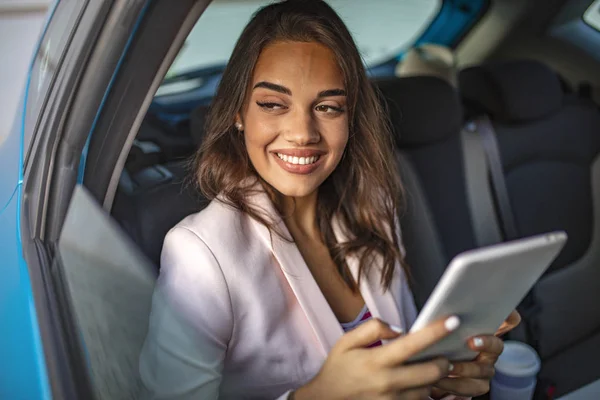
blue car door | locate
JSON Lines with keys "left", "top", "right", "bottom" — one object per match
{"left": 5, "top": 0, "right": 206, "bottom": 398}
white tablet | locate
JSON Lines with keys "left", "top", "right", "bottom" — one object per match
{"left": 408, "top": 231, "right": 567, "bottom": 362}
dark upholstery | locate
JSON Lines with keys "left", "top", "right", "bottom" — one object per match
{"left": 376, "top": 76, "right": 463, "bottom": 146}
{"left": 462, "top": 60, "right": 600, "bottom": 272}
{"left": 377, "top": 61, "right": 600, "bottom": 395}
{"left": 137, "top": 116, "right": 195, "bottom": 161}
{"left": 403, "top": 138, "right": 478, "bottom": 262}
{"left": 459, "top": 60, "right": 564, "bottom": 123}
{"left": 376, "top": 77, "right": 476, "bottom": 263}
{"left": 114, "top": 104, "right": 214, "bottom": 267}
{"left": 496, "top": 101, "right": 600, "bottom": 271}
{"left": 113, "top": 164, "right": 208, "bottom": 267}
{"left": 459, "top": 59, "right": 600, "bottom": 394}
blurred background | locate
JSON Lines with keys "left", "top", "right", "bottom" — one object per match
{"left": 0, "top": 0, "right": 50, "bottom": 145}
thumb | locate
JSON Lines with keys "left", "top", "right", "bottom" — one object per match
{"left": 337, "top": 318, "right": 403, "bottom": 351}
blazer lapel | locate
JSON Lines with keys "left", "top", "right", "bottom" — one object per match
{"left": 247, "top": 190, "right": 343, "bottom": 356}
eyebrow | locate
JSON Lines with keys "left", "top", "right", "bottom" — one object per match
{"left": 253, "top": 81, "right": 292, "bottom": 95}
{"left": 253, "top": 81, "right": 346, "bottom": 98}
{"left": 317, "top": 88, "right": 346, "bottom": 98}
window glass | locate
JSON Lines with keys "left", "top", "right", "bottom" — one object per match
{"left": 24, "top": 0, "right": 84, "bottom": 150}
{"left": 58, "top": 185, "right": 156, "bottom": 399}
{"left": 584, "top": 0, "right": 600, "bottom": 32}
{"left": 164, "top": 0, "right": 440, "bottom": 79}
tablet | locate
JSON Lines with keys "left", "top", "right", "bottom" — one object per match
{"left": 408, "top": 231, "right": 567, "bottom": 362}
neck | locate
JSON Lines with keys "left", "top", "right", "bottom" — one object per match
{"left": 280, "top": 190, "right": 319, "bottom": 239}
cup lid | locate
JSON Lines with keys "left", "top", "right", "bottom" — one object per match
{"left": 495, "top": 341, "right": 541, "bottom": 377}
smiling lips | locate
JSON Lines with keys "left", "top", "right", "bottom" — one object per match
{"left": 272, "top": 149, "right": 325, "bottom": 174}
{"left": 276, "top": 153, "right": 319, "bottom": 165}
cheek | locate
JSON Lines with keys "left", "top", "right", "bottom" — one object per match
{"left": 243, "top": 119, "right": 279, "bottom": 169}
{"left": 322, "top": 120, "right": 349, "bottom": 157}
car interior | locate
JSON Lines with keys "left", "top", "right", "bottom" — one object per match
{"left": 51, "top": 0, "right": 600, "bottom": 399}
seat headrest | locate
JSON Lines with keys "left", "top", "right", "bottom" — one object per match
{"left": 375, "top": 76, "right": 463, "bottom": 147}
{"left": 396, "top": 43, "right": 458, "bottom": 87}
{"left": 190, "top": 104, "right": 210, "bottom": 147}
{"left": 459, "top": 60, "right": 564, "bottom": 122}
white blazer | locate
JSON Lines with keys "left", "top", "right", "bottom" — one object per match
{"left": 139, "top": 188, "right": 468, "bottom": 400}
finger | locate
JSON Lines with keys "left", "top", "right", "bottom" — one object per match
{"left": 506, "top": 310, "right": 522, "bottom": 327}
{"left": 495, "top": 310, "right": 521, "bottom": 336}
{"left": 469, "top": 335, "right": 504, "bottom": 357}
{"left": 336, "top": 318, "right": 403, "bottom": 351}
{"left": 376, "top": 315, "right": 460, "bottom": 365}
{"left": 376, "top": 358, "right": 451, "bottom": 391}
{"left": 448, "top": 361, "right": 495, "bottom": 379}
{"left": 477, "top": 352, "right": 500, "bottom": 364}
{"left": 396, "top": 387, "right": 432, "bottom": 400}
{"left": 430, "top": 387, "right": 448, "bottom": 398}
{"left": 435, "top": 377, "right": 490, "bottom": 397}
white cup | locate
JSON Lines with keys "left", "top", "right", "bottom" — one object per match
{"left": 490, "top": 341, "right": 541, "bottom": 400}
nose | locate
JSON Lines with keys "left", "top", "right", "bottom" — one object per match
{"left": 282, "top": 108, "right": 320, "bottom": 145}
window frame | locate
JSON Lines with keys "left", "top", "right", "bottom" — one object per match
{"left": 19, "top": 1, "right": 116, "bottom": 398}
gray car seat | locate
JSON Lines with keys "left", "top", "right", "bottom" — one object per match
{"left": 459, "top": 59, "right": 600, "bottom": 396}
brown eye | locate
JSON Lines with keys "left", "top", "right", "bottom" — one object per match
{"left": 257, "top": 101, "right": 285, "bottom": 110}
{"left": 315, "top": 104, "right": 344, "bottom": 113}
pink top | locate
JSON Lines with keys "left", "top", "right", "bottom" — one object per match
{"left": 341, "top": 305, "right": 382, "bottom": 347}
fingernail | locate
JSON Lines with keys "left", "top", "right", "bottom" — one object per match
{"left": 473, "top": 337, "right": 484, "bottom": 348}
{"left": 445, "top": 316, "right": 461, "bottom": 331}
{"left": 448, "top": 363, "right": 454, "bottom": 372}
{"left": 389, "top": 324, "right": 404, "bottom": 334}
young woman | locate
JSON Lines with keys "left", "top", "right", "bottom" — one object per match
{"left": 139, "top": 1, "right": 519, "bottom": 399}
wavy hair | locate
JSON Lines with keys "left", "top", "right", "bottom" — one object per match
{"left": 194, "top": 0, "right": 407, "bottom": 290}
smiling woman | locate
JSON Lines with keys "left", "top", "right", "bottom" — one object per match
{"left": 137, "top": 1, "right": 480, "bottom": 400}
{"left": 194, "top": 1, "right": 404, "bottom": 292}
{"left": 240, "top": 41, "right": 349, "bottom": 200}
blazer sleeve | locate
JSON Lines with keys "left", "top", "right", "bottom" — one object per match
{"left": 139, "top": 226, "right": 234, "bottom": 399}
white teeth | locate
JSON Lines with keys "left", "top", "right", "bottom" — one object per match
{"left": 277, "top": 153, "right": 319, "bottom": 165}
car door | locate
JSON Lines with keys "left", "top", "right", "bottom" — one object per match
{"left": 10, "top": 0, "right": 208, "bottom": 399}
{"left": 1, "top": 2, "right": 109, "bottom": 398}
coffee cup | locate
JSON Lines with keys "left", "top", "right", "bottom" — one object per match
{"left": 491, "top": 340, "right": 541, "bottom": 400}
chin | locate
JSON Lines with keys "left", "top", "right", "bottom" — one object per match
{"left": 268, "top": 177, "right": 321, "bottom": 199}
{"left": 273, "top": 185, "right": 316, "bottom": 199}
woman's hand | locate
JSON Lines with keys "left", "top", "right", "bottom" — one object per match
{"left": 495, "top": 310, "right": 521, "bottom": 337}
{"left": 293, "top": 316, "right": 461, "bottom": 400}
{"left": 430, "top": 335, "right": 503, "bottom": 398}
{"left": 430, "top": 310, "right": 521, "bottom": 398}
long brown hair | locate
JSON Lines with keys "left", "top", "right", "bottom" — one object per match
{"left": 194, "top": 0, "right": 407, "bottom": 290}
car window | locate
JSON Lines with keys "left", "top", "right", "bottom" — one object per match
{"left": 584, "top": 0, "right": 600, "bottom": 32}
{"left": 158, "top": 0, "right": 439, "bottom": 93}
{"left": 24, "top": 0, "right": 85, "bottom": 151}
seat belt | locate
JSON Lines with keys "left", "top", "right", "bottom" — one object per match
{"left": 474, "top": 116, "right": 540, "bottom": 350}
{"left": 475, "top": 116, "right": 518, "bottom": 240}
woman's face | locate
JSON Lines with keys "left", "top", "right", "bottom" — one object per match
{"left": 239, "top": 40, "right": 349, "bottom": 199}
